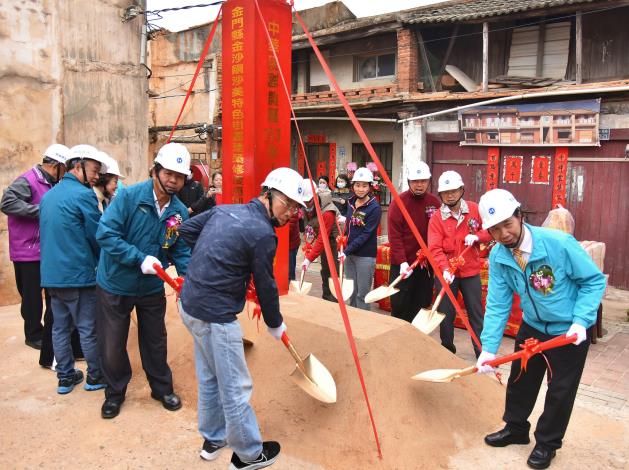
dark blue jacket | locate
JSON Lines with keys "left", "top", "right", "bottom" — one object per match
{"left": 96, "top": 179, "right": 191, "bottom": 296}
{"left": 344, "top": 195, "right": 381, "bottom": 258}
{"left": 40, "top": 173, "right": 101, "bottom": 288}
{"left": 179, "top": 198, "right": 283, "bottom": 327}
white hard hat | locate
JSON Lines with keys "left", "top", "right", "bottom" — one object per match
{"left": 438, "top": 170, "right": 464, "bottom": 192}
{"left": 69, "top": 145, "right": 109, "bottom": 174}
{"left": 261, "top": 167, "right": 306, "bottom": 207}
{"left": 44, "top": 144, "right": 70, "bottom": 165}
{"left": 154, "top": 143, "right": 191, "bottom": 177}
{"left": 98, "top": 152, "right": 125, "bottom": 178}
{"left": 301, "top": 178, "right": 315, "bottom": 202}
{"left": 407, "top": 161, "right": 431, "bottom": 180}
{"left": 351, "top": 167, "right": 374, "bottom": 183}
{"left": 479, "top": 189, "right": 521, "bottom": 230}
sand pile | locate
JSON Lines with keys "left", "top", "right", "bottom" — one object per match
{"left": 172, "top": 292, "right": 505, "bottom": 469}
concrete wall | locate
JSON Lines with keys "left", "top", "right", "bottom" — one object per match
{"left": 0, "top": 0, "right": 148, "bottom": 306}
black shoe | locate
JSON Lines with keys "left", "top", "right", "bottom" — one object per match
{"left": 101, "top": 398, "right": 124, "bottom": 419}
{"left": 527, "top": 445, "right": 556, "bottom": 469}
{"left": 84, "top": 373, "right": 107, "bottom": 391}
{"left": 229, "top": 441, "right": 280, "bottom": 470}
{"left": 322, "top": 294, "right": 338, "bottom": 303}
{"left": 200, "top": 439, "right": 225, "bottom": 461}
{"left": 25, "top": 339, "right": 42, "bottom": 350}
{"left": 484, "top": 427, "right": 530, "bottom": 447}
{"left": 151, "top": 391, "right": 182, "bottom": 411}
{"left": 57, "top": 369, "right": 84, "bottom": 394}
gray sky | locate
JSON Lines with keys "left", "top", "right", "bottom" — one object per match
{"left": 146, "top": 0, "right": 442, "bottom": 32}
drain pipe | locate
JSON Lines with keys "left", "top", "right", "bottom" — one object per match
{"left": 292, "top": 116, "right": 398, "bottom": 123}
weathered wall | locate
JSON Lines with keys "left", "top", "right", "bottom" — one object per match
{"left": 0, "top": 0, "right": 147, "bottom": 306}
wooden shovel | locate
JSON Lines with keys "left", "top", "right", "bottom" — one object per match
{"left": 411, "top": 333, "right": 578, "bottom": 383}
{"left": 281, "top": 332, "right": 337, "bottom": 403}
{"left": 364, "top": 256, "right": 423, "bottom": 304}
{"left": 290, "top": 266, "right": 312, "bottom": 295}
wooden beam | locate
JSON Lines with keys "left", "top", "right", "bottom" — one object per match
{"left": 415, "top": 29, "right": 436, "bottom": 92}
{"left": 482, "top": 22, "right": 489, "bottom": 92}
{"left": 536, "top": 20, "right": 546, "bottom": 77}
{"left": 436, "top": 24, "right": 459, "bottom": 91}
{"left": 576, "top": 11, "right": 583, "bottom": 84}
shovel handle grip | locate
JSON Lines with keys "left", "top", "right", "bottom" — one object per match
{"left": 153, "top": 263, "right": 182, "bottom": 293}
{"left": 485, "top": 334, "right": 578, "bottom": 368}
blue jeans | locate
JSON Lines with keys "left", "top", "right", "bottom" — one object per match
{"left": 179, "top": 304, "right": 262, "bottom": 461}
{"left": 50, "top": 287, "right": 100, "bottom": 380}
{"left": 344, "top": 255, "right": 376, "bottom": 311}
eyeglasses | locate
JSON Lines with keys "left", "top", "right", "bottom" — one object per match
{"left": 275, "top": 195, "right": 300, "bottom": 214}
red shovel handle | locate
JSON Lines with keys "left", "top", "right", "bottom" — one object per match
{"left": 281, "top": 331, "right": 290, "bottom": 348}
{"left": 484, "top": 334, "right": 578, "bottom": 368}
{"left": 153, "top": 263, "right": 181, "bottom": 293}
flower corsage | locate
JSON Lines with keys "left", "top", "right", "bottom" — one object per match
{"left": 529, "top": 265, "right": 555, "bottom": 295}
{"left": 468, "top": 217, "right": 480, "bottom": 234}
{"left": 162, "top": 214, "right": 183, "bottom": 249}
{"left": 351, "top": 211, "right": 366, "bottom": 227}
{"left": 425, "top": 205, "right": 437, "bottom": 219}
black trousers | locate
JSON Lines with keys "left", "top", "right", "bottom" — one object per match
{"left": 436, "top": 275, "right": 484, "bottom": 357}
{"left": 39, "top": 291, "right": 83, "bottom": 367}
{"left": 389, "top": 264, "right": 433, "bottom": 323}
{"left": 96, "top": 286, "right": 173, "bottom": 401}
{"left": 13, "top": 261, "right": 46, "bottom": 342}
{"left": 320, "top": 238, "right": 338, "bottom": 301}
{"left": 503, "top": 321, "right": 589, "bottom": 451}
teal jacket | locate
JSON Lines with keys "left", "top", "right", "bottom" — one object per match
{"left": 481, "top": 224, "right": 606, "bottom": 354}
{"left": 40, "top": 173, "right": 101, "bottom": 288}
{"left": 96, "top": 179, "right": 191, "bottom": 296}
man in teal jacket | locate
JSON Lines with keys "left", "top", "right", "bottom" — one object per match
{"left": 96, "top": 143, "right": 191, "bottom": 419}
{"left": 476, "top": 189, "right": 606, "bottom": 470}
{"left": 40, "top": 144, "right": 109, "bottom": 394}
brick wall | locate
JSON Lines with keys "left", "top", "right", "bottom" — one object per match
{"left": 396, "top": 28, "right": 419, "bottom": 93}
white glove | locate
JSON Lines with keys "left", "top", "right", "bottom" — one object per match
{"left": 141, "top": 255, "right": 162, "bottom": 275}
{"left": 400, "top": 262, "right": 413, "bottom": 279}
{"left": 566, "top": 323, "right": 587, "bottom": 345}
{"left": 476, "top": 351, "right": 496, "bottom": 374}
{"left": 338, "top": 252, "right": 346, "bottom": 264}
{"left": 267, "top": 322, "right": 287, "bottom": 341}
{"left": 301, "top": 259, "right": 311, "bottom": 270}
{"left": 337, "top": 215, "right": 346, "bottom": 224}
{"left": 442, "top": 269, "right": 455, "bottom": 284}
{"left": 464, "top": 234, "right": 479, "bottom": 246}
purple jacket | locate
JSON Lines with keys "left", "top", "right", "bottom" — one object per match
{"left": 5, "top": 167, "right": 52, "bottom": 261}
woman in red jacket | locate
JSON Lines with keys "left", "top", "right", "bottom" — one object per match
{"left": 428, "top": 170, "right": 491, "bottom": 357}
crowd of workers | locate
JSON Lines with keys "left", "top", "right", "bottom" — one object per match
{"left": 1, "top": 142, "right": 605, "bottom": 470}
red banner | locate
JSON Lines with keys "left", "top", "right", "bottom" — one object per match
{"left": 531, "top": 155, "right": 551, "bottom": 184}
{"left": 328, "top": 142, "right": 336, "bottom": 183}
{"left": 552, "top": 147, "right": 569, "bottom": 207}
{"left": 486, "top": 147, "right": 499, "bottom": 190}
{"left": 503, "top": 155, "right": 523, "bottom": 184}
{"left": 222, "top": 0, "right": 292, "bottom": 293}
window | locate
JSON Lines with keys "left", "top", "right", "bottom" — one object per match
{"left": 355, "top": 53, "right": 396, "bottom": 81}
{"left": 521, "top": 132, "right": 534, "bottom": 143}
{"left": 557, "top": 130, "right": 571, "bottom": 141}
{"left": 464, "top": 132, "right": 476, "bottom": 142}
{"left": 486, "top": 132, "right": 499, "bottom": 142}
{"left": 352, "top": 143, "right": 393, "bottom": 205}
{"left": 507, "top": 22, "right": 570, "bottom": 79}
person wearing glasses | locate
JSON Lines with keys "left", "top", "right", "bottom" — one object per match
{"left": 177, "top": 167, "right": 306, "bottom": 470}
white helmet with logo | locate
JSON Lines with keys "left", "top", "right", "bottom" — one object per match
{"left": 437, "top": 170, "right": 464, "bottom": 192}
{"left": 479, "top": 189, "right": 521, "bottom": 229}
{"left": 301, "top": 178, "right": 315, "bottom": 203}
{"left": 44, "top": 144, "right": 70, "bottom": 165}
{"left": 69, "top": 145, "right": 109, "bottom": 174}
{"left": 407, "top": 161, "right": 431, "bottom": 180}
{"left": 261, "top": 167, "right": 306, "bottom": 207}
{"left": 154, "top": 143, "right": 191, "bottom": 176}
{"left": 98, "top": 152, "right": 125, "bottom": 178}
{"left": 351, "top": 167, "right": 374, "bottom": 183}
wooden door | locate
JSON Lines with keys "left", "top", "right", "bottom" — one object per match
{"left": 305, "top": 144, "right": 329, "bottom": 179}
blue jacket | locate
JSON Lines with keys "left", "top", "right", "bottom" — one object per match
{"left": 40, "top": 173, "right": 101, "bottom": 288}
{"left": 179, "top": 198, "right": 283, "bottom": 328}
{"left": 344, "top": 195, "right": 381, "bottom": 257}
{"left": 96, "top": 179, "right": 191, "bottom": 296}
{"left": 481, "top": 224, "right": 606, "bottom": 353}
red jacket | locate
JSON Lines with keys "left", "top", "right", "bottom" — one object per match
{"left": 306, "top": 210, "right": 336, "bottom": 262}
{"left": 387, "top": 190, "right": 440, "bottom": 265}
{"left": 288, "top": 213, "right": 301, "bottom": 251}
{"left": 427, "top": 200, "right": 491, "bottom": 278}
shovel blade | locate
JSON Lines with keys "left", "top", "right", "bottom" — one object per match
{"left": 328, "top": 277, "right": 354, "bottom": 302}
{"left": 364, "top": 285, "right": 399, "bottom": 304}
{"left": 411, "top": 368, "right": 463, "bottom": 383}
{"left": 290, "top": 353, "right": 337, "bottom": 403}
{"left": 290, "top": 280, "right": 312, "bottom": 296}
{"left": 411, "top": 308, "right": 446, "bottom": 335}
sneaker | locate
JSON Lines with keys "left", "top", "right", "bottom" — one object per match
{"left": 84, "top": 374, "right": 107, "bottom": 391}
{"left": 229, "top": 441, "right": 280, "bottom": 470}
{"left": 200, "top": 439, "right": 224, "bottom": 461}
{"left": 57, "top": 369, "right": 84, "bottom": 394}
